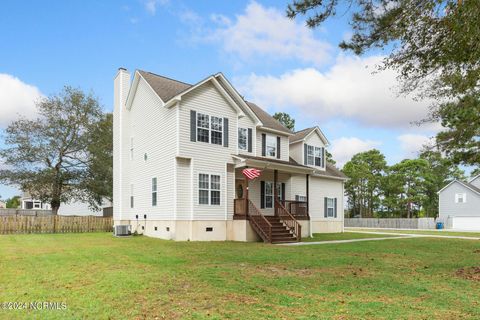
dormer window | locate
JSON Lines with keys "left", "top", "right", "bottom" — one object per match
{"left": 307, "top": 145, "right": 314, "bottom": 165}
{"left": 266, "top": 135, "right": 277, "bottom": 157}
{"left": 304, "top": 144, "right": 325, "bottom": 168}
{"left": 315, "top": 147, "right": 323, "bottom": 167}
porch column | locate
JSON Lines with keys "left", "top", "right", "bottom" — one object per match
{"left": 306, "top": 174, "right": 309, "bottom": 216}
{"left": 273, "top": 169, "right": 278, "bottom": 213}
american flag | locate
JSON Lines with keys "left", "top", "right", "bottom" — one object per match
{"left": 242, "top": 168, "right": 262, "bottom": 180}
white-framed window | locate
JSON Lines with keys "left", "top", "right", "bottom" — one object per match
{"left": 307, "top": 145, "right": 314, "bottom": 165}
{"left": 33, "top": 202, "right": 41, "bottom": 209}
{"left": 210, "top": 175, "right": 221, "bottom": 205}
{"left": 266, "top": 135, "right": 276, "bottom": 157}
{"left": 265, "top": 182, "right": 273, "bottom": 208}
{"left": 315, "top": 147, "right": 323, "bottom": 167}
{"left": 197, "top": 113, "right": 210, "bottom": 143}
{"left": 211, "top": 116, "right": 223, "bottom": 145}
{"left": 199, "top": 174, "right": 221, "bottom": 205}
{"left": 152, "top": 177, "right": 157, "bottom": 207}
{"left": 263, "top": 182, "right": 283, "bottom": 208}
{"left": 130, "top": 184, "right": 134, "bottom": 208}
{"left": 326, "top": 198, "right": 335, "bottom": 217}
{"left": 455, "top": 193, "right": 466, "bottom": 203}
{"left": 238, "top": 128, "right": 247, "bottom": 150}
{"left": 197, "top": 113, "right": 223, "bottom": 145}
{"left": 130, "top": 137, "right": 134, "bottom": 160}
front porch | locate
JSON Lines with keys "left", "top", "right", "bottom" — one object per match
{"left": 231, "top": 155, "right": 314, "bottom": 243}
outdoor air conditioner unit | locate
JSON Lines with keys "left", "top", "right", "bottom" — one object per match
{"left": 114, "top": 225, "right": 131, "bottom": 237}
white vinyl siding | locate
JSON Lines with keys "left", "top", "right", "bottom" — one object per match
{"left": 309, "top": 176, "right": 344, "bottom": 221}
{"left": 118, "top": 76, "right": 176, "bottom": 220}
{"left": 179, "top": 82, "right": 237, "bottom": 220}
{"left": 255, "top": 129, "right": 289, "bottom": 161}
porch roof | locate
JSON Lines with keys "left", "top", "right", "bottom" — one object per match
{"left": 232, "top": 154, "right": 314, "bottom": 174}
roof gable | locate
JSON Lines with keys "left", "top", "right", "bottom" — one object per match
{"left": 291, "top": 126, "right": 329, "bottom": 145}
{"left": 438, "top": 180, "right": 480, "bottom": 195}
{"left": 132, "top": 69, "right": 294, "bottom": 135}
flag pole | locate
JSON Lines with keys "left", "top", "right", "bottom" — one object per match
{"left": 245, "top": 166, "right": 249, "bottom": 216}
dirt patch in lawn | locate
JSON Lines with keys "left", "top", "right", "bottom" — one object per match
{"left": 456, "top": 266, "right": 480, "bottom": 281}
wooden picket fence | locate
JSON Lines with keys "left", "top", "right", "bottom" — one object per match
{"left": 0, "top": 215, "right": 113, "bottom": 234}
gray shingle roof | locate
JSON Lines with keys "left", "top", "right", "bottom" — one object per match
{"left": 137, "top": 70, "right": 292, "bottom": 134}
{"left": 463, "top": 182, "right": 480, "bottom": 194}
{"left": 290, "top": 127, "right": 316, "bottom": 143}
{"left": 324, "top": 163, "right": 347, "bottom": 179}
{"left": 138, "top": 70, "right": 191, "bottom": 102}
{"left": 245, "top": 101, "right": 292, "bottom": 134}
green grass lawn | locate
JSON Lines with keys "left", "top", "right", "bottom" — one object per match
{"left": 0, "top": 233, "right": 479, "bottom": 320}
{"left": 302, "top": 232, "right": 399, "bottom": 242}
{"left": 347, "top": 228, "right": 480, "bottom": 238}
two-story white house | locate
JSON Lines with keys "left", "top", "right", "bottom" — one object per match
{"left": 113, "top": 68, "right": 346, "bottom": 243}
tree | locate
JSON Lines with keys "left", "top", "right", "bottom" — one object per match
{"left": 388, "top": 159, "right": 430, "bottom": 218}
{"left": 0, "top": 87, "right": 105, "bottom": 215}
{"left": 287, "top": 0, "right": 480, "bottom": 167}
{"left": 342, "top": 149, "right": 387, "bottom": 217}
{"left": 273, "top": 112, "right": 295, "bottom": 131}
{"left": 325, "top": 150, "right": 336, "bottom": 165}
{"left": 5, "top": 196, "right": 21, "bottom": 209}
{"left": 419, "top": 150, "right": 464, "bottom": 217}
{"left": 80, "top": 113, "right": 113, "bottom": 206}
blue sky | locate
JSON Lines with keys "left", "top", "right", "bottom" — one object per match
{"left": 0, "top": 0, "right": 440, "bottom": 199}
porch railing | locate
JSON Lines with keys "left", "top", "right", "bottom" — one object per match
{"left": 275, "top": 199, "right": 301, "bottom": 241}
{"left": 247, "top": 199, "right": 272, "bottom": 243}
{"left": 281, "top": 200, "right": 309, "bottom": 219}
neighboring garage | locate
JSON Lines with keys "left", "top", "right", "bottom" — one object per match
{"left": 438, "top": 175, "right": 480, "bottom": 230}
{"left": 451, "top": 217, "right": 480, "bottom": 231}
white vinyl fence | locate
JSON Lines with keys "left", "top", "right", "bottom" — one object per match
{"left": 345, "top": 218, "right": 436, "bottom": 229}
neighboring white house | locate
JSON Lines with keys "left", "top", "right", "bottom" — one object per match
{"left": 113, "top": 68, "right": 347, "bottom": 242}
{"left": 21, "top": 192, "right": 51, "bottom": 210}
{"left": 21, "top": 192, "right": 112, "bottom": 216}
{"left": 438, "top": 174, "right": 480, "bottom": 230}
{"left": 0, "top": 200, "right": 5, "bottom": 209}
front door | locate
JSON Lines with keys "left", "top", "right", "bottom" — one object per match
{"left": 235, "top": 179, "right": 246, "bottom": 199}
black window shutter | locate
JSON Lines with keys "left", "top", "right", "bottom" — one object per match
{"left": 190, "top": 110, "right": 197, "bottom": 142}
{"left": 260, "top": 181, "right": 265, "bottom": 209}
{"left": 261, "top": 134, "right": 266, "bottom": 156}
{"left": 304, "top": 144, "right": 308, "bottom": 165}
{"left": 334, "top": 198, "right": 337, "bottom": 218}
{"left": 223, "top": 118, "right": 229, "bottom": 147}
{"left": 247, "top": 128, "right": 252, "bottom": 153}
{"left": 324, "top": 197, "right": 328, "bottom": 218}
{"left": 295, "top": 195, "right": 299, "bottom": 201}
{"left": 281, "top": 183, "right": 285, "bottom": 202}
{"left": 276, "top": 136, "right": 281, "bottom": 159}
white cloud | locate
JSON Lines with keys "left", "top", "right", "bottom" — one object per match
{"left": 330, "top": 137, "right": 382, "bottom": 168}
{"left": 397, "top": 134, "right": 433, "bottom": 158}
{"left": 143, "top": 0, "right": 169, "bottom": 15}
{"left": 208, "top": 1, "right": 332, "bottom": 66}
{"left": 0, "top": 74, "right": 42, "bottom": 128}
{"left": 236, "top": 55, "right": 434, "bottom": 128}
